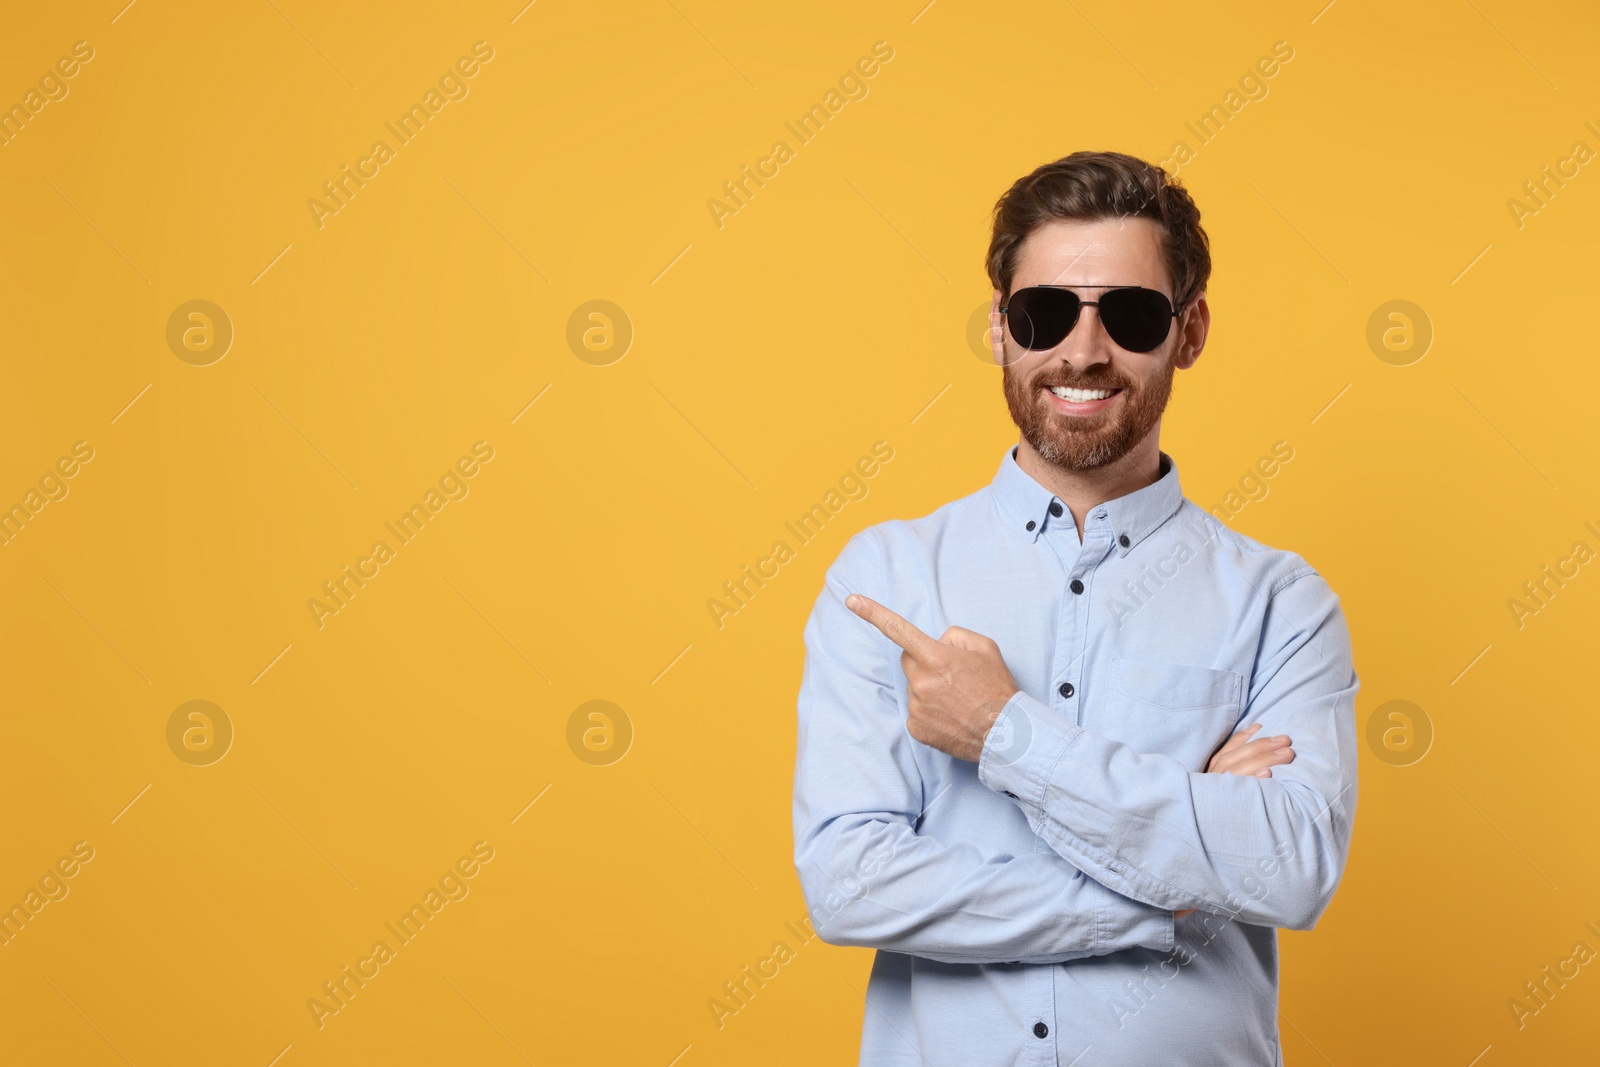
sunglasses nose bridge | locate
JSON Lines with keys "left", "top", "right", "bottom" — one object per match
{"left": 1054, "top": 300, "right": 1118, "bottom": 365}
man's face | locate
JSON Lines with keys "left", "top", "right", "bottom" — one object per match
{"left": 995, "top": 216, "right": 1202, "bottom": 471}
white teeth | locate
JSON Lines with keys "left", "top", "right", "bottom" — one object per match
{"left": 1049, "top": 386, "right": 1116, "bottom": 402}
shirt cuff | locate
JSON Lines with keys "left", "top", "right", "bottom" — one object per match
{"left": 978, "top": 689, "right": 1082, "bottom": 811}
{"left": 1100, "top": 895, "right": 1178, "bottom": 955}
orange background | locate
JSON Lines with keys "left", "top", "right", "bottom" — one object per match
{"left": 2, "top": 1, "right": 1599, "bottom": 1063}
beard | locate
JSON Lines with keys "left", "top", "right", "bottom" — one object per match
{"left": 1001, "top": 355, "right": 1176, "bottom": 471}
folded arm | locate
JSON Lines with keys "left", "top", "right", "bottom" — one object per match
{"left": 793, "top": 530, "right": 1177, "bottom": 964}
{"left": 979, "top": 570, "right": 1360, "bottom": 930}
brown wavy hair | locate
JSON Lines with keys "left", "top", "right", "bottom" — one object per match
{"left": 985, "top": 151, "right": 1211, "bottom": 311}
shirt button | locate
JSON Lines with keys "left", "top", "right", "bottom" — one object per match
{"left": 1058, "top": 682, "right": 1074, "bottom": 698}
{"left": 1048, "top": 501, "right": 1063, "bottom": 517}
{"left": 1069, "top": 579, "right": 1084, "bottom": 595}
{"left": 1033, "top": 1022, "right": 1050, "bottom": 1039}
{"left": 1004, "top": 790, "right": 1018, "bottom": 798}
{"left": 1025, "top": 520, "right": 1036, "bottom": 531}
{"left": 1118, "top": 533, "right": 1131, "bottom": 548}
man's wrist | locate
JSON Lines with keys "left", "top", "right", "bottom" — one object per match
{"left": 977, "top": 689, "right": 1081, "bottom": 805}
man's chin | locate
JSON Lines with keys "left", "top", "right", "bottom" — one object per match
{"left": 1036, "top": 444, "right": 1120, "bottom": 471}
{"left": 1028, "top": 409, "right": 1144, "bottom": 470}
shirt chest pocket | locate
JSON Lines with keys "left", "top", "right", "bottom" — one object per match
{"left": 1101, "top": 655, "right": 1246, "bottom": 771}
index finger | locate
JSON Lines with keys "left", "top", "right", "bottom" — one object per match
{"left": 845, "top": 593, "right": 941, "bottom": 662}
{"left": 1213, "top": 723, "right": 1263, "bottom": 756}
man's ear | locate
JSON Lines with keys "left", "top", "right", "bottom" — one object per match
{"left": 1172, "top": 292, "right": 1209, "bottom": 371}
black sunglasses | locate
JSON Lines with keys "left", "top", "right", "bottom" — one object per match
{"left": 1000, "top": 285, "right": 1181, "bottom": 354}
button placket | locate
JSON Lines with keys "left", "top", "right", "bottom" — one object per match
{"left": 1053, "top": 540, "right": 1097, "bottom": 731}
{"left": 1027, "top": 970, "right": 1054, "bottom": 1067}
{"left": 1037, "top": 508, "right": 1106, "bottom": 1063}
{"left": 1055, "top": 522, "right": 1113, "bottom": 727}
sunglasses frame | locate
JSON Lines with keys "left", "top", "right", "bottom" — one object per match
{"left": 998, "top": 284, "right": 1184, "bottom": 354}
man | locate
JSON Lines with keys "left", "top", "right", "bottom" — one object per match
{"left": 791, "top": 150, "right": 1359, "bottom": 1066}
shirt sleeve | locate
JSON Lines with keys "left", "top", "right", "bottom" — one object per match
{"left": 978, "top": 569, "right": 1360, "bottom": 931}
{"left": 792, "top": 528, "right": 1177, "bottom": 965}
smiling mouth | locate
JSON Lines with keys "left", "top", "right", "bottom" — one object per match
{"left": 1046, "top": 385, "right": 1122, "bottom": 403}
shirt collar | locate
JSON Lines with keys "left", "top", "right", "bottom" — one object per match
{"left": 991, "top": 444, "right": 1185, "bottom": 556}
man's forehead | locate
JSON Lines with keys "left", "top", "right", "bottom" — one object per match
{"left": 1014, "top": 217, "right": 1167, "bottom": 288}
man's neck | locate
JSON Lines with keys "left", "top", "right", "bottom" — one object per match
{"left": 1014, "top": 435, "right": 1164, "bottom": 543}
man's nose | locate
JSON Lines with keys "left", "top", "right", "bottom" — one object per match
{"left": 1057, "top": 306, "right": 1115, "bottom": 369}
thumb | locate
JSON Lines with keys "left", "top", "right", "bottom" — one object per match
{"left": 940, "top": 626, "right": 993, "bottom": 652}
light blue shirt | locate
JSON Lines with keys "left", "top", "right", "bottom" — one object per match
{"left": 792, "top": 444, "right": 1359, "bottom": 1066}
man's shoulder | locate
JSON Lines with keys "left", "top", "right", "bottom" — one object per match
{"left": 825, "top": 484, "right": 992, "bottom": 580}
{"left": 1171, "top": 500, "right": 1331, "bottom": 596}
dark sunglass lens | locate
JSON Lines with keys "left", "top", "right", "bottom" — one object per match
{"left": 1006, "top": 288, "right": 1078, "bottom": 351}
{"left": 1098, "top": 288, "right": 1174, "bottom": 352}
